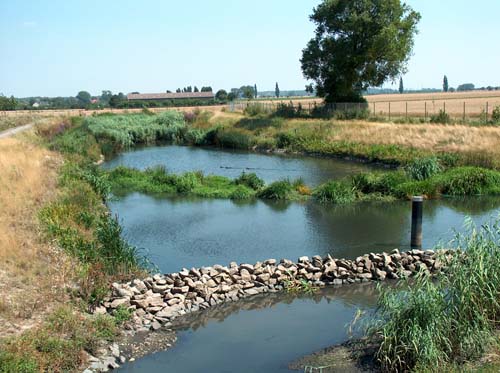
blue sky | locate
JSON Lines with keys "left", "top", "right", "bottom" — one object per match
{"left": 0, "top": 0, "right": 498, "bottom": 97}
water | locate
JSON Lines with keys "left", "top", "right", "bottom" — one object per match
{"left": 106, "top": 145, "right": 500, "bottom": 372}
{"left": 110, "top": 194, "right": 500, "bottom": 274}
{"left": 102, "top": 145, "right": 381, "bottom": 186}
{"left": 119, "top": 284, "right": 380, "bottom": 373}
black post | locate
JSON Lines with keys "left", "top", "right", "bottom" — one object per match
{"left": 411, "top": 196, "right": 423, "bottom": 248}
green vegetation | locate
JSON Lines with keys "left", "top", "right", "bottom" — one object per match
{"left": 40, "top": 118, "right": 149, "bottom": 307}
{"left": 301, "top": 0, "right": 420, "bottom": 102}
{"left": 0, "top": 306, "right": 117, "bottom": 373}
{"left": 105, "top": 164, "right": 500, "bottom": 204}
{"left": 369, "top": 222, "right": 500, "bottom": 371}
{"left": 85, "top": 111, "right": 186, "bottom": 155}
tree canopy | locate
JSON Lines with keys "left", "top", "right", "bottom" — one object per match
{"left": 301, "top": 0, "right": 420, "bottom": 102}
{"left": 443, "top": 75, "right": 449, "bottom": 92}
{"left": 76, "top": 91, "right": 91, "bottom": 104}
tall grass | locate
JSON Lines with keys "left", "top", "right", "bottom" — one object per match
{"left": 85, "top": 111, "right": 186, "bottom": 153}
{"left": 370, "top": 221, "right": 500, "bottom": 371}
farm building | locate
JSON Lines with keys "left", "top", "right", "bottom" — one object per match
{"left": 127, "top": 92, "right": 214, "bottom": 102}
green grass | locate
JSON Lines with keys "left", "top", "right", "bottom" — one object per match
{"left": 106, "top": 164, "right": 500, "bottom": 204}
{"left": 369, "top": 221, "right": 500, "bottom": 371}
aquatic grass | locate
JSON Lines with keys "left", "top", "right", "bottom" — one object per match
{"left": 370, "top": 221, "right": 500, "bottom": 371}
{"left": 85, "top": 111, "right": 186, "bottom": 152}
{"left": 404, "top": 156, "right": 442, "bottom": 181}
{"left": 313, "top": 180, "right": 356, "bottom": 204}
{"left": 235, "top": 172, "right": 265, "bottom": 190}
{"left": 257, "top": 180, "right": 295, "bottom": 200}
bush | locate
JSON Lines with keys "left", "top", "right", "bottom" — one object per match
{"left": 430, "top": 110, "right": 450, "bottom": 124}
{"left": 244, "top": 103, "right": 269, "bottom": 117}
{"left": 257, "top": 180, "right": 294, "bottom": 200}
{"left": 235, "top": 172, "right": 265, "bottom": 190}
{"left": 404, "top": 157, "right": 442, "bottom": 181}
{"left": 491, "top": 106, "right": 500, "bottom": 124}
{"left": 313, "top": 180, "right": 356, "bottom": 204}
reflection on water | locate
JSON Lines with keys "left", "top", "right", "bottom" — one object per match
{"left": 102, "top": 145, "right": 381, "bottom": 186}
{"left": 108, "top": 145, "right": 500, "bottom": 372}
{"left": 109, "top": 194, "right": 500, "bottom": 274}
{"left": 118, "top": 283, "right": 381, "bottom": 373}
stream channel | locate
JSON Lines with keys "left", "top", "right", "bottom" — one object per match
{"left": 103, "top": 145, "right": 500, "bottom": 372}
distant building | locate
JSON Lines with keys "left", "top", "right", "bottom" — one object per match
{"left": 32, "top": 102, "right": 40, "bottom": 108}
{"left": 127, "top": 92, "right": 214, "bottom": 101}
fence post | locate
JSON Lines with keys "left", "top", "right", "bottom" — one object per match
{"left": 411, "top": 196, "right": 423, "bottom": 248}
{"left": 463, "top": 102, "right": 466, "bottom": 122}
{"left": 443, "top": 101, "right": 446, "bottom": 114}
{"left": 373, "top": 102, "right": 375, "bottom": 116}
{"left": 486, "top": 102, "right": 489, "bottom": 121}
{"left": 389, "top": 102, "right": 391, "bottom": 121}
{"left": 406, "top": 101, "right": 408, "bottom": 120}
{"left": 424, "top": 102, "right": 427, "bottom": 121}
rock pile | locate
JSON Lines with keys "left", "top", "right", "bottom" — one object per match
{"left": 98, "top": 249, "right": 449, "bottom": 331}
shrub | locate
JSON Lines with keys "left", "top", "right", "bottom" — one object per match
{"left": 491, "top": 106, "right": 500, "bottom": 124}
{"left": 257, "top": 180, "right": 294, "bottom": 200}
{"left": 404, "top": 157, "right": 442, "bottom": 181}
{"left": 313, "top": 180, "right": 356, "bottom": 204}
{"left": 235, "top": 172, "right": 265, "bottom": 190}
{"left": 244, "top": 103, "right": 269, "bottom": 117}
{"left": 430, "top": 109, "right": 450, "bottom": 124}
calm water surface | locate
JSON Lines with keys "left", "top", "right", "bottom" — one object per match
{"left": 102, "top": 145, "right": 381, "bottom": 186}
{"left": 110, "top": 194, "right": 500, "bottom": 274}
{"left": 107, "top": 145, "right": 500, "bottom": 372}
{"left": 119, "top": 284, "right": 380, "bottom": 373}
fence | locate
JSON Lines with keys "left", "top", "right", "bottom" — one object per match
{"left": 231, "top": 99, "right": 500, "bottom": 121}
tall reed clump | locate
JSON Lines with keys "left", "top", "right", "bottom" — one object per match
{"left": 370, "top": 221, "right": 500, "bottom": 372}
{"left": 313, "top": 180, "right": 356, "bottom": 204}
{"left": 85, "top": 111, "right": 186, "bottom": 154}
{"left": 404, "top": 156, "right": 442, "bottom": 181}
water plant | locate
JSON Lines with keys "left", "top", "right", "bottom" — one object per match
{"left": 313, "top": 180, "right": 356, "bottom": 204}
{"left": 370, "top": 221, "right": 500, "bottom": 371}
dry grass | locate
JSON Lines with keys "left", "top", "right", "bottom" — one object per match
{"left": 0, "top": 130, "right": 76, "bottom": 338}
{"left": 321, "top": 120, "right": 500, "bottom": 155}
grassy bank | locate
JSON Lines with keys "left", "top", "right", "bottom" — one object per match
{"left": 0, "top": 118, "right": 148, "bottom": 372}
{"left": 367, "top": 222, "right": 500, "bottom": 372}
{"left": 107, "top": 161, "right": 500, "bottom": 203}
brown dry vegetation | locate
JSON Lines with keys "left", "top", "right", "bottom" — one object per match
{"left": 0, "top": 129, "right": 76, "bottom": 338}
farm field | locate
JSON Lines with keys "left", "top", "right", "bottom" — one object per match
{"left": 2, "top": 90, "right": 500, "bottom": 121}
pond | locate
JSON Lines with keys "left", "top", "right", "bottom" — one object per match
{"left": 105, "top": 145, "right": 500, "bottom": 372}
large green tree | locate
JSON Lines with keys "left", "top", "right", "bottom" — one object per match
{"left": 76, "top": 91, "right": 91, "bottom": 105}
{"left": 301, "top": 0, "right": 420, "bottom": 103}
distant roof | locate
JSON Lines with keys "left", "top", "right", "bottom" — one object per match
{"left": 127, "top": 92, "right": 214, "bottom": 100}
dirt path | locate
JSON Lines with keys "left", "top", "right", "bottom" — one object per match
{"left": 0, "top": 123, "right": 34, "bottom": 139}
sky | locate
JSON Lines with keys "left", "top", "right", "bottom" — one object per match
{"left": 0, "top": 0, "right": 498, "bottom": 97}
